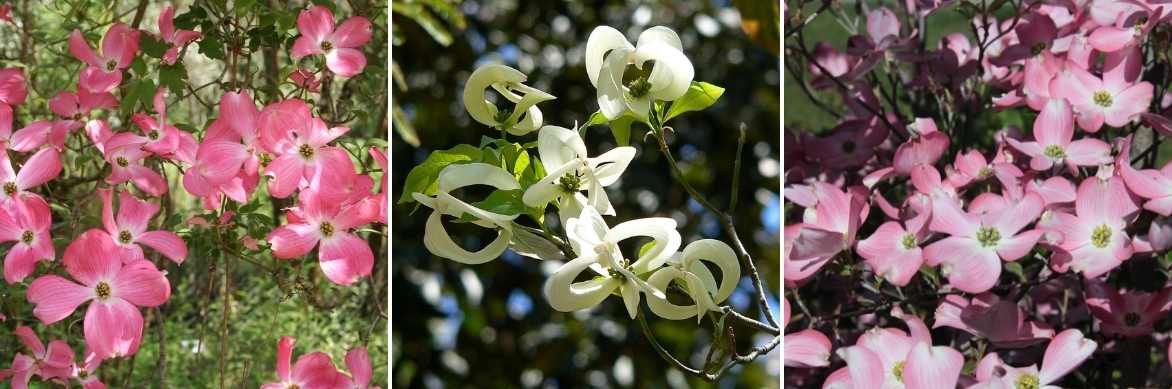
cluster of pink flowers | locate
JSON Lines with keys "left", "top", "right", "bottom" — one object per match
{"left": 786, "top": 0, "right": 1172, "bottom": 386}
{"left": 261, "top": 337, "right": 380, "bottom": 389}
{"left": 1, "top": 5, "right": 383, "bottom": 388}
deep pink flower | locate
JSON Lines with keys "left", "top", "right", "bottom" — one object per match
{"left": 257, "top": 98, "right": 353, "bottom": 198}
{"left": 68, "top": 351, "right": 105, "bottom": 389}
{"left": 1084, "top": 279, "right": 1172, "bottom": 337}
{"left": 923, "top": 192, "right": 1044, "bottom": 293}
{"left": 1049, "top": 176, "right": 1138, "bottom": 278}
{"left": 0, "top": 196, "right": 54, "bottom": 283}
{"left": 369, "top": 146, "right": 387, "bottom": 224}
{"left": 289, "top": 68, "right": 323, "bottom": 92}
{"left": 971, "top": 329, "right": 1097, "bottom": 388}
{"left": 102, "top": 137, "right": 167, "bottom": 196}
{"left": 68, "top": 24, "right": 139, "bottom": 93}
{"left": 343, "top": 347, "right": 380, "bottom": 389}
{"left": 157, "top": 6, "right": 201, "bottom": 65}
{"left": 2, "top": 326, "right": 74, "bottom": 387}
{"left": 261, "top": 336, "right": 343, "bottom": 389}
{"left": 98, "top": 188, "right": 187, "bottom": 264}
{"left": 291, "top": 6, "right": 372, "bottom": 77}
{"left": 933, "top": 293, "right": 1054, "bottom": 348}
{"left": 267, "top": 188, "right": 375, "bottom": 285}
{"left": 0, "top": 147, "right": 62, "bottom": 206}
{"left": 0, "top": 68, "right": 28, "bottom": 106}
{"left": 26, "top": 230, "right": 171, "bottom": 359}
{"left": 1005, "top": 99, "right": 1112, "bottom": 171}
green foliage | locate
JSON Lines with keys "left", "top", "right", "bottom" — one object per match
{"left": 398, "top": 144, "right": 483, "bottom": 204}
{"left": 664, "top": 81, "right": 725, "bottom": 122}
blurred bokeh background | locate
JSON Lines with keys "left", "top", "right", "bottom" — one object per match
{"left": 391, "top": 0, "right": 780, "bottom": 387}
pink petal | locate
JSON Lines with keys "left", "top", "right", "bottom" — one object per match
{"left": 928, "top": 197, "right": 977, "bottom": 237}
{"left": 1064, "top": 138, "right": 1112, "bottom": 167}
{"left": 925, "top": 238, "right": 1000, "bottom": 293}
{"left": 297, "top": 6, "right": 335, "bottom": 44}
{"left": 265, "top": 154, "right": 308, "bottom": 198}
{"left": 0, "top": 103, "right": 11, "bottom": 139}
{"left": 1039, "top": 329, "right": 1097, "bottom": 384}
{"left": 904, "top": 342, "right": 963, "bottom": 389}
{"left": 220, "top": 91, "right": 259, "bottom": 139}
{"left": 158, "top": 6, "right": 176, "bottom": 40}
{"left": 13, "top": 326, "right": 45, "bottom": 357}
{"left": 128, "top": 165, "right": 168, "bottom": 196}
{"left": 784, "top": 329, "right": 832, "bottom": 367}
{"left": 116, "top": 191, "right": 159, "bottom": 235}
{"left": 1104, "top": 82, "right": 1153, "bottom": 127}
{"left": 101, "top": 24, "right": 139, "bottom": 69}
{"left": 9, "top": 120, "right": 52, "bottom": 152}
{"left": 136, "top": 230, "right": 187, "bottom": 264}
{"left": 318, "top": 233, "right": 373, "bottom": 285}
{"left": 990, "top": 193, "right": 1043, "bottom": 235}
{"left": 79, "top": 67, "right": 122, "bottom": 94}
{"left": 98, "top": 188, "right": 118, "bottom": 234}
{"left": 345, "top": 347, "right": 373, "bottom": 386}
{"left": 291, "top": 36, "right": 322, "bottom": 60}
{"left": 997, "top": 230, "right": 1044, "bottom": 261}
{"left": 268, "top": 223, "right": 320, "bottom": 259}
{"left": 326, "top": 48, "right": 367, "bottom": 77}
{"left": 63, "top": 230, "right": 123, "bottom": 286}
{"left": 291, "top": 352, "right": 342, "bottom": 387}
{"left": 27, "top": 275, "right": 92, "bottom": 324}
{"left": 1088, "top": 26, "right": 1135, "bottom": 53}
{"left": 68, "top": 30, "right": 101, "bottom": 68}
{"left": 331, "top": 17, "right": 372, "bottom": 48}
{"left": 1034, "top": 99, "right": 1073, "bottom": 147}
{"left": 4, "top": 245, "right": 43, "bottom": 283}
{"left": 195, "top": 140, "right": 249, "bottom": 182}
{"left": 0, "top": 68, "right": 28, "bottom": 106}
{"left": 16, "top": 147, "right": 62, "bottom": 189}
{"left": 1076, "top": 176, "right": 1136, "bottom": 223}
{"left": 276, "top": 336, "right": 295, "bottom": 380}
{"left": 84, "top": 298, "right": 144, "bottom": 359}
{"left": 838, "top": 346, "right": 885, "bottom": 386}
{"left": 111, "top": 260, "right": 170, "bottom": 306}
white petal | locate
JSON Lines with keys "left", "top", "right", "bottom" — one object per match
{"left": 636, "top": 26, "right": 683, "bottom": 52}
{"left": 589, "top": 146, "right": 636, "bottom": 186}
{"left": 544, "top": 255, "right": 620, "bottom": 312}
{"left": 438, "top": 162, "right": 520, "bottom": 193}
{"left": 537, "top": 125, "right": 587, "bottom": 170}
{"left": 423, "top": 210, "right": 512, "bottom": 264}
{"left": 681, "top": 239, "right": 740, "bottom": 303}
{"left": 609, "top": 217, "right": 681, "bottom": 271}
{"left": 585, "top": 26, "right": 633, "bottom": 87}
{"left": 620, "top": 278, "right": 642, "bottom": 319}
{"left": 566, "top": 207, "right": 609, "bottom": 256}
{"left": 557, "top": 193, "right": 588, "bottom": 229}
{"left": 585, "top": 174, "right": 614, "bottom": 216}
{"left": 633, "top": 43, "right": 694, "bottom": 101}
{"left": 462, "top": 64, "right": 526, "bottom": 127}
{"left": 435, "top": 192, "right": 519, "bottom": 225}
{"left": 646, "top": 267, "right": 699, "bottom": 320}
{"left": 507, "top": 105, "right": 543, "bottom": 136}
{"left": 597, "top": 47, "right": 634, "bottom": 120}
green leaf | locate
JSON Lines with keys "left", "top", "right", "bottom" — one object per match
{"left": 235, "top": 0, "right": 258, "bottom": 17}
{"left": 398, "top": 144, "right": 482, "bottom": 204}
{"left": 173, "top": 6, "right": 206, "bottom": 30}
{"left": 120, "top": 79, "right": 157, "bottom": 116}
{"left": 663, "top": 81, "right": 725, "bottom": 122}
{"left": 471, "top": 189, "right": 528, "bottom": 216}
{"left": 581, "top": 111, "right": 608, "bottom": 131}
{"left": 140, "top": 34, "right": 169, "bottom": 59}
{"left": 158, "top": 64, "right": 188, "bottom": 95}
{"left": 638, "top": 241, "right": 656, "bottom": 258}
{"left": 198, "top": 32, "right": 225, "bottom": 60}
{"left": 1004, "top": 262, "right": 1026, "bottom": 282}
{"left": 606, "top": 114, "right": 637, "bottom": 146}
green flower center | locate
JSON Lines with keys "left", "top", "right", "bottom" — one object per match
{"left": 119, "top": 230, "right": 133, "bottom": 244}
{"left": 258, "top": 152, "right": 274, "bottom": 168}
{"left": 493, "top": 107, "right": 514, "bottom": 126}
{"left": 892, "top": 361, "right": 906, "bottom": 382}
{"left": 115, "top": 157, "right": 129, "bottom": 167}
{"left": 1091, "top": 224, "right": 1112, "bottom": 248}
{"left": 20, "top": 230, "right": 34, "bottom": 244}
{"left": 1093, "top": 91, "right": 1113, "bottom": 107}
{"left": 298, "top": 144, "right": 315, "bottom": 160}
{"left": 627, "top": 76, "right": 652, "bottom": 98}
{"left": 1015, "top": 373, "right": 1039, "bottom": 389}
{"left": 106, "top": 60, "right": 118, "bottom": 71}
{"left": 3, "top": 182, "right": 16, "bottom": 196}
{"left": 900, "top": 233, "right": 917, "bottom": 250}
{"left": 1031, "top": 42, "right": 1047, "bottom": 55}
{"left": 977, "top": 166, "right": 992, "bottom": 178}
{"left": 95, "top": 281, "right": 112, "bottom": 300}
{"left": 1124, "top": 311, "right": 1141, "bottom": 326}
{"left": 558, "top": 172, "right": 582, "bottom": 193}
{"left": 1043, "top": 144, "right": 1065, "bottom": 159}
{"left": 148, "top": 130, "right": 160, "bottom": 140}
{"left": 320, "top": 41, "right": 333, "bottom": 52}
{"left": 319, "top": 221, "right": 335, "bottom": 237}
{"left": 976, "top": 226, "right": 1001, "bottom": 247}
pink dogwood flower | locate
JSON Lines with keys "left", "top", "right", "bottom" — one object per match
{"left": 971, "top": 329, "right": 1097, "bottom": 388}
{"left": 102, "top": 137, "right": 167, "bottom": 196}
{"left": 0, "top": 147, "right": 63, "bottom": 206}
{"left": 98, "top": 188, "right": 187, "bottom": 264}
{"left": 343, "top": 347, "right": 380, "bottom": 389}
{"left": 291, "top": 5, "right": 372, "bottom": 77}
{"left": 933, "top": 293, "right": 1055, "bottom": 348}
{"left": 831, "top": 309, "right": 964, "bottom": 388}
{"left": 1118, "top": 140, "right": 1172, "bottom": 216}
{"left": 156, "top": 6, "right": 201, "bottom": 65}
{"left": 0, "top": 68, "right": 28, "bottom": 106}
{"left": 924, "top": 192, "right": 1044, "bottom": 293}
{"left": 782, "top": 297, "right": 832, "bottom": 368}
{"left": 26, "top": 230, "right": 171, "bottom": 359}
{"left": 261, "top": 336, "right": 343, "bottom": 389}
{"left": 68, "top": 23, "right": 139, "bottom": 93}
{"left": 68, "top": 351, "right": 105, "bottom": 389}
{"left": 784, "top": 182, "right": 869, "bottom": 285}
{"left": 1006, "top": 99, "right": 1112, "bottom": 172}
{"left": 3, "top": 326, "right": 74, "bottom": 387}
{"left": 1052, "top": 62, "right": 1153, "bottom": 132}
{"left": 1084, "top": 279, "right": 1172, "bottom": 337}
{"left": 856, "top": 216, "right": 929, "bottom": 287}
{"left": 267, "top": 187, "right": 375, "bottom": 285}
{"left": 257, "top": 98, "right": 353, "bottom": 198}
{"left": 1049, "top": 175, "right": 1138, "bottom": 278}
{"left": 0, "top": 196, "right": 54, "bottom": 283}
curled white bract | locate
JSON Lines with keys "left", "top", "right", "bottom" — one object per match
{"left": 646, "top": 239, "right": 740, "bottom": 322}
{"left": 543, "top": 207, "right": 681, "bottom": 318}
{"left": 413, "top": 163, "right": 520, "bottom": 264}
{"left": 586, "top": 26, "right": 694, "bottom": 121}
{"left": 522, "top": 126, "right": 635, "bottom": 226}
{"left": 462, "top": 64, "right": 555, "bottom": 135}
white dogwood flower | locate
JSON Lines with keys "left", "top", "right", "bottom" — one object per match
{"left": 522, "top": 125, "right": 635, "bottom": 225}
{"left": 585, "top": 26, "right": 694, "bottom": 121}
{"left": 646, "top": 239, "right": 740, "bottom": 322}
{"left": 543, "top": 207, "right": 681, "bottom": 319}
{"left": 462, "top": 64, "right": 555, "bottom": 135}
{"left": 413, "top": 163, "right": 520, "bottom": 264}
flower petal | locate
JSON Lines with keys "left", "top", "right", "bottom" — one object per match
{"left": 111, "top": 260, "right": 170, "bottom": 306}
{"left": 585, "top": 26, "right": 633, "bottom": 86}
{"left": 136, "top": 230, "right": 187, "bottom": 264}
{"left": 27, "top": 275, "right": 93, "bottom": 325}
{"left": 325, "top": 48, "right": 367, "bottom": 77}
{"left": 543, "top": 255, "right": 620, "bottom": 312}
{"left": 1039, "top": 329, "right": 1097, "bottom": 384}
{"left": 84, "top": 298, "right": 144, "bottom": 359}
{"left": 318, "top": 233, "right": 373, "bottom": 285}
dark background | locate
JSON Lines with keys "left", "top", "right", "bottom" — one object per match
{"left": 391, "top": 0, "right": 781, "bottom": 387}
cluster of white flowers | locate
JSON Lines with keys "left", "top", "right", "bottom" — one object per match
{"left": 411, "top": 25, "right": 736, "bottom": 322}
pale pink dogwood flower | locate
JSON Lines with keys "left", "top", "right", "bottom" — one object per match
{"left": 970, "top": 329, "right": 1097, "bottom": 388}
{"left": 261, "top": 336, "right": 343, "bottom": 389}
{"left": 856, "top": 215, "right": 929, "bottom": 287}
{"left": 0, "top": 147, "right": 63, "bottom": 206}
{"left": 1005, "top": 99, "right": 1112, "bottom": 172}
{"left": 1052, "top": 61, "right": 1154, "bottom": 132}
{"left": 782, "top": 296, "right": 832, "bottom": 368}
{"left": 831, "top": 309, "right": 964, "bottom": 388}
{"left": 784, "top": 182, "right": 869, "bottom": 285}
{"left": 924, "top": 192, "right": 1044, "bottom": 293}
{"left": 1049, "top": 175, "right": 1138, "bottom": 278}
{"left": 98, "top": 188, "right": 187, "bottom": 264}
{"left": 0, "top": 197, "right": 54, "bottom": 283}
{"left": 291, "top": 5, "right": 372, "bottom": 77}
{"left": 26, "top": 230, "right": 171, "bottom": 359}
{"left": 68, "top": 23, "right": 140, "bottom": 94}
{"left": 267, "top": 187, "right": 375, "bottom": 285}
{"left": 156, "top": 6, "right": 201, "bottom": 65}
